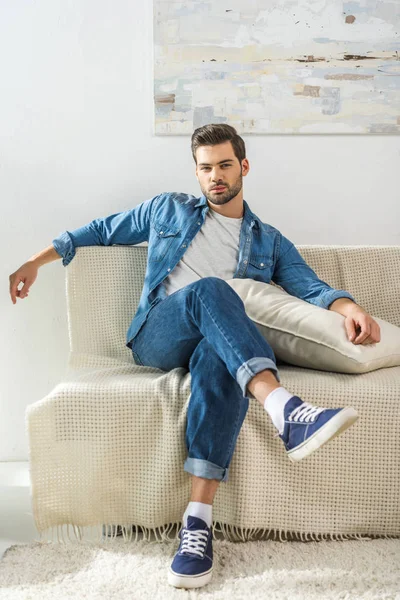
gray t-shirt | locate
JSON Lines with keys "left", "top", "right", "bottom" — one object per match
{"left": 163, "top": 206, "right": 243, "bottom": 296}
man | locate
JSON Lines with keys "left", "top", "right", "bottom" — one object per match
{"left": 9, "top": 123, "right": 380, "bottom": 590}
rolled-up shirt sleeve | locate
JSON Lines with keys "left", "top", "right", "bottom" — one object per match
{"left": 52, "top": 194, "right": 160, "bottom": 267}
{"left": 52, "top": 231, "right": 76, "bottom": 267}
{"left": 272, "top": 233, "right": 356, "bottom": 309}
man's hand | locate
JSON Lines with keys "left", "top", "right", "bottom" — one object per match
{"left": 344, "top": 308, "right": 381, "bottom": 345}
{"left": 9, "top": 261, "right": 39, "bottom": 304}
{"left": 328, "top": 298, "right": 381, "bottom": 345}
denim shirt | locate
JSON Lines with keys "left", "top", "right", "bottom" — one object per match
{"left": 52, "top": 192, "right": 355, "bottom": 350}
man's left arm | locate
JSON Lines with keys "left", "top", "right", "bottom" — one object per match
{"left": 272, "top": 233, "right": 381, "bottom": 345}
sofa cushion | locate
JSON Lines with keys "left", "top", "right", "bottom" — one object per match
{"left": 227, "top": 278, "right": 400, "bottom": 374}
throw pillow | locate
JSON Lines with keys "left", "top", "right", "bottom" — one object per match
{"left": 227, "top": 278, "right": 400, "bottom": 374}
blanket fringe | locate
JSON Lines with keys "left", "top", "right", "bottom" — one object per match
{"left": 33, "top": 521, "right": 399, "bottom": 545}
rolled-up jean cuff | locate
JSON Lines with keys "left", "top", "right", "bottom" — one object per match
{"left": 236, "top": 357, "right": 281, "bottom": 399}
{"left": 184, "top": 457, "right": 229, "bottom": 483}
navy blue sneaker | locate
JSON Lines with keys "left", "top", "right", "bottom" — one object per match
{"left": 275, "top": 396, "right": 359, "bottom": 462}
{"left": 168, "top": 515, "right": 213, "bottom": 589}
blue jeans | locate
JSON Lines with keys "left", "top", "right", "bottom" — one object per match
{"left": 130, "top": 277, "right": 281, "bottom": 483}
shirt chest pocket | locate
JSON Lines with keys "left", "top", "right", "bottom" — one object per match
{"left": 247, "top": 254, "right": 274, "bottom": 282}
{"left": 149, "top": 219, "right": 182, "bottom": 262}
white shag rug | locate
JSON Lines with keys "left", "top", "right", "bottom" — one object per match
{"left": 0, "top": 536, "right": 399, "bottom": 599}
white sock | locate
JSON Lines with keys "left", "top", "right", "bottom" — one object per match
{"left": 182, "top": 501, "right": 212, "bottom": 528}
{"left": 264, "top": 387, "right": 295, "bottom": 434}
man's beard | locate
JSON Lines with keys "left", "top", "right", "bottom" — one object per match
{"left": 204, "top": 175, "right": 243, "bottom": 206}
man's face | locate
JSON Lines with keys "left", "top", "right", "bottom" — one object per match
{"left": 195, "top": 141, "right": 249, "bottom": 206}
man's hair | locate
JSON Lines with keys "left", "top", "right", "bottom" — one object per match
{"left": 191, "top": 123, "right": 246, "bottom": 166}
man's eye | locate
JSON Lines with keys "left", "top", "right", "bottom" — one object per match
{"left": 202, "top": 165, "right": 229, "bottom": 170}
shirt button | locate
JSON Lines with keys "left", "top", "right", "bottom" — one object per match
{"left": 260, "top": 263, "right": 264, "bottom": 266}
{"left": 160, "top": 231, "right": 163, "bottom": 234}
{"left": 197, "top": 222, "right": 200, "bottom": 225}
{"left": 167, "top": 268, "right": 170, "bottom": 272}
{"left": 182, "top": 244, "right": 186, "bottom": 247}
{"left": 244, "top": 260, "right": 248, "bottom": 264}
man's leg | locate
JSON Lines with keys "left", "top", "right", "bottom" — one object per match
{"left": 190, "top": 475, "right": 220, "bottom": 504}
{"left": 182, "top": 367, "right": 279, "bottom": 529}
{"left": 184, "top": 357, "right": 275, "bottom": 503}
{"left": 178, "top": 336, "right": 247, "bottom": 541}
{"left": 183, "top": 354, "right": 282, "bottom": 524}
{"left": 183, "top": 336, "right": 249, "bottom": 488}
{"left": 180, "top": 475, "right": 219, "bottom": 536}
{"left": 131, "top": 277, "right": 282, "bottom": 395}
{"left": 247, "top": 368, "right": 282, "bottom": 406}
{"left": 131, "top": 277, "right": 294, "bottom": 482}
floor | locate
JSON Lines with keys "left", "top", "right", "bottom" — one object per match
{"left": 0, "top": 462, "right": 38, "bottom": 559}
{"left": 0, "top": 461, "right": 163, "bottom": 560}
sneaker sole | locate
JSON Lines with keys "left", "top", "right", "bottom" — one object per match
{"left": 167, "top": 566, "right": 213, "bottom": 589}
{"left": 286, "top": 407, "right": 359, "bottom": 462}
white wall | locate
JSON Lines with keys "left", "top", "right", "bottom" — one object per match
{"left": 1, "top": 0, "right": 399, "bottom": 461}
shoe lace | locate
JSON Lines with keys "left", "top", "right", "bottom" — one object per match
{"left": 180, "top": 528, "right": 209, "bottom": 558}
{"left": 273, "top": 402, "right": 326, "bottom": 438}
{"left": 289, "top": 402, "right": 326, "bottom": 423}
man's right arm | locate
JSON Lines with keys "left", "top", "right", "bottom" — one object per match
{"left": 28, "top": 244, "right": 62, "bottom": 267}
{"left": 51, "top": 193, "right": 160, "bottom": 266}
{"left": 9, "top": 193, "right": 161, "bottom": 303}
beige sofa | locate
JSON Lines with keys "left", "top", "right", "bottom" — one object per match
{"left": 26, "top": 244, "right": 400, "bottom": 544}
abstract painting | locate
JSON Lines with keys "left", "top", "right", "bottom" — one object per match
{"left": 154, "top": 1, "right": 400, "bottom": 134}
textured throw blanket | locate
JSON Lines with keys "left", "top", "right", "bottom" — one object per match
{"left": 26, "top": 245, "right": 400, "bottom": 543}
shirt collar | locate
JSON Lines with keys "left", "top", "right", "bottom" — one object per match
{"left": 194, "top": 194, "right": 260, "bottom": 230}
